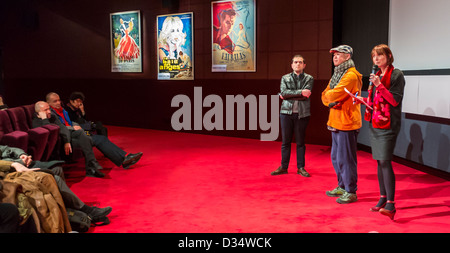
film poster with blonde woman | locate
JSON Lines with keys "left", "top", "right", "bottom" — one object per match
{"left": 212, "top": 0, "right": 255, "bottom": 72}
{"left": 110, "top": 10, "right": 142, "bottom": 72}
{"left": 157, "top": 12, "right": 194, "bottom": 80}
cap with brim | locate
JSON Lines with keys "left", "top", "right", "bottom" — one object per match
{"left": 330, "top": 45, "right": 353, "bottom": 56}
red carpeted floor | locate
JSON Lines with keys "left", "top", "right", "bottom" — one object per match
{"left": 64, "top": 126, "right": 450, "bottom": 233}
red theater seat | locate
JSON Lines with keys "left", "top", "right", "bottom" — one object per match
{"left": 0, "top": 110, "right": 29, "bottom": 152}
{"left": 6, "top": 107, "right": 50, "bottom": 161}
{"left": 21, "top": 104, "right": 60, "bottom": 161}
{"left": 21, "top": 104, "right": 35, "bottom": 127}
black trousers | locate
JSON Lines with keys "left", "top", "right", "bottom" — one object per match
{"left": 70, "top": 130, "right": 126, "bottom": 168}
{"left": 280, "top": 114, "right": 310, "bottom": 169}
{"left": 91, "top": 134, "right": 127, "bottom": 166}
{"left": 70, "top": 129, "right": 97, "bottom": 167}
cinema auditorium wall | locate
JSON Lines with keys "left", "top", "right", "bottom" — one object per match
{"left": 0, "top": 0, "right": 334, "bottom": 145}
{"left": 3, "top": 0, "right": 447, "bottom": 175}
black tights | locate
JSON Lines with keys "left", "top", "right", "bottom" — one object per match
{"left": 377, "top": 160, "right": 396, "bottom": 210}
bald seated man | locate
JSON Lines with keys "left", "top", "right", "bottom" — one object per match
{"left": 33, "top": 101, "right": 105, "bottom": 177}
{"left": 33, "top": 98, "right": 143, "bottom": 177}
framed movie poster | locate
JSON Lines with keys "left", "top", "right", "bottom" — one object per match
{"left": 157, "top": 12, "right": 194, "bottom": 80}
{"left": 211, "top": 0, "right": 256, "bottom": 72}
{"left": 110, "top": 10, "right": 142, "bottom": 72}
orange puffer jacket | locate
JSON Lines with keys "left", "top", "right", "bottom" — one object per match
{"left": 321, "top": 67, "right": 363, "bottom": 131}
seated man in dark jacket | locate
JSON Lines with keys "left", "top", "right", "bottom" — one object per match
{"left": 0, "top": 145, "right": 112, "bottom": 224}
{"left": 36, "top": 93, "right": 143, "bottom": 172}
{"left": 65, "top": 91, "right": 108, "bottom": 137}
{"left": 33, "top": 101, "right": 105, "bottom": 178}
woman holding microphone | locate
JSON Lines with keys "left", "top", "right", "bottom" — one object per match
{"left": 357, "top": 44, "right": 405, "bottom": 220}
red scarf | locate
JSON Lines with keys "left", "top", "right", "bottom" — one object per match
{"left": 51, "top": 106, "right": 71, "bottom": 127}
{"left": 364, "top": 65, "right": 394, "bottom": 129}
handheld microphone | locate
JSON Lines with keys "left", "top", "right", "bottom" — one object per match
{"left": 368, "top": 65, "right": 378, "bottom": 91}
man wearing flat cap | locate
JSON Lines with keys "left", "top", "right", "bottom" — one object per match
{"left": 321, "top": 45, "right": 362, "bottom": 204}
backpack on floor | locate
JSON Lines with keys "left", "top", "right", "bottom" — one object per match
{"left": 66, "top": 208, "right": 91, "bottom": 233}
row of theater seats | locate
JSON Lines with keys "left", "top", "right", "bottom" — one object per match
{"left": 0, "top": 104, "right": 60, "bottom": 161}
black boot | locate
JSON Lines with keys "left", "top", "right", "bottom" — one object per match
{"left": 86, "top": 161, "right": 105, "bottom": 178}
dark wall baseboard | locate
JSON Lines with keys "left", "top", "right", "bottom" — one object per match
{"left": 405, "top": 113, "right": 450, "bottom": 126}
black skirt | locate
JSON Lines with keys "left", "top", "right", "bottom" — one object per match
{"left": 369, "top": 125, "right": 399, "bottom": 160}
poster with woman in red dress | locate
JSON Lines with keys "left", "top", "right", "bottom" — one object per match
{"left": 110, "top": 10, "right": 142, "bottom": 72}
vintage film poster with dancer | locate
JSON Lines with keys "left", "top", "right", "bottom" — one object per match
{"left": 110, "top": 10, "right": 142, "bottom": 72}
{"left": 157, "top": 12, "right": 194, "bottom": 80}
{"left": 211, "top": 0, "right": 255, "bottom": 72}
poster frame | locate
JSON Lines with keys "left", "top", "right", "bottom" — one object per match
{"left": 110, "top": 10, "right": 142, "bottom": 73}
{"left": 211, "top": 0, "right": 256, "bottom": 72}
{"left": 157, "top": 12, "right": 195, "bottom": 80}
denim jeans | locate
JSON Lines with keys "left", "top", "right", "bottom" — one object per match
{"left": 280, "top": 113, "right": 310, "bottom": 169}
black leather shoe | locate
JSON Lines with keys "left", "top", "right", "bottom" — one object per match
{"left": 297, "top": 167, "right": 310, "bottom": 177}
{"left": 122, "top": 152, "right": 143, "bottom": 169}
{"left": 86, "top": 167, "right": 105, "bottom": 178}
{"left": 271, "top": 166, "right": 288, "bottom": 176}
{"left": 89, "top": 160, "right": 103, "bottom": 170}
{"left": 87, "top": 206, "right": 112, "bottom": 220}
{"left": 86, "top": 161, "right": 105, "bottom": 178}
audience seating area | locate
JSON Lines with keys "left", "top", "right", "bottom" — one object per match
{"left": 0, "top": 104, "right": 60, "bottom": 161}
{"left": 1, "top": 103, "right": 91, "bottom": 233}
